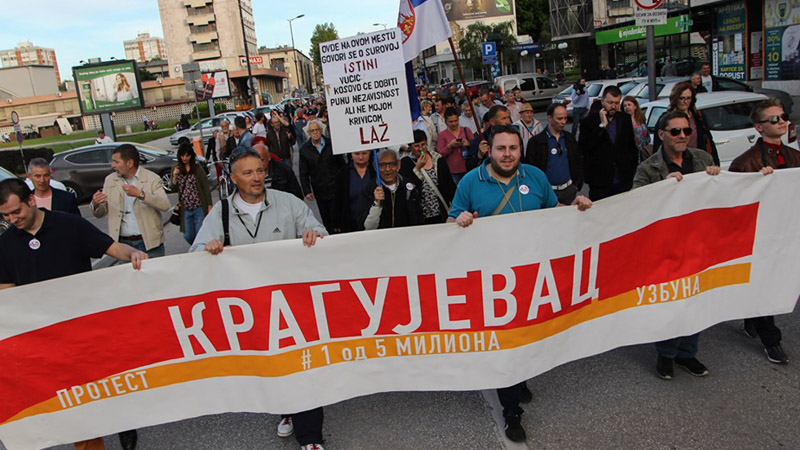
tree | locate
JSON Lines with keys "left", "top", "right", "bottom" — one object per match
{"left": 516, "top": 0, "right": 550, "bottom": 43}
{"left": 309, "top": 23, "right": 340, "bottom": 71}
{"left": 458, "top": 21, "right": 518, "bottom": 79}
{"left": 138, "top": 68, "right": 155, "bottom": 81}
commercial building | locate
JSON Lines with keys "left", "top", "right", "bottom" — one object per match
{"left": 551, "top": 0, "right": 799, "bottom": 94}
{"left": 0, "top": 41, "right": 61, "bottom": 85}
{"left": 158, "top": 0, "right": 287, "bottom": 106}
{"left": 124, "top": 33, "right": 169, "bottom": 63}
{"left": 258, "top": 46, "right": 317, "bottom": 95}
{"left": 0, "top": 65, "right": 59, "bottom": 101}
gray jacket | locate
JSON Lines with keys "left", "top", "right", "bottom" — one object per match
{"left": 190, "top": 189, "right": 327, "bottom": 252}
{"left": 632, "top": 147, "right": 714, "bottom": 189}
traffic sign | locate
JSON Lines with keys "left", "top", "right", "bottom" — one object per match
{"left": 482, "top": 42, "right": 497, "bottom": 65}
{"left": 634, "top": 0, "right": 662, "bottom": 9}
{"left": 10, "top": 110, "right": 19, "bottom": 125}
{"left": 635, "top": 9, "right": 667, "bottom": 26}
{"left": 481, "top": 42, "right": 497, "bottom": 58}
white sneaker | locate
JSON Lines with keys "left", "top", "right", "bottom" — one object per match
{"left": 277, "top": 416, "right": 293, "bottom": 437}
{"left": 300, "top": 445, "right": 325, "bottom": 450}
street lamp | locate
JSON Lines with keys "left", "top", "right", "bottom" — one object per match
{"left": 373, "top": 23, "right": 388, "bottom": 30}
{"left": 288, "top": 14, "right": 305, "bottom": 95}
{"left": 238, "top": 0, "right": 257, "bottom": 108}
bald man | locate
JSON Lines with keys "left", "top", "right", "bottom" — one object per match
{"left": 253, "top": 142, "right": 303, "bottom": 199}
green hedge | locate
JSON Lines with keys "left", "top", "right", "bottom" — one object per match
{"left": 197, "top": 102, "right": 229, "bottom": 118}
{"left": 0, "top": 148, "right": 55, "bottom": 175}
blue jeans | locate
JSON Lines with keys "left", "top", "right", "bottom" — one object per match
{"left": 572, "top": 107, "right": 588, "bottom": 137}
{"left": 119, "top": 237, "right": 165, "bottom": 259}
{"left": 183, "top": 206, "right": 205, "bottom": 244}
{"left": 655, "top": 333, "right": 700, "bottom": 359}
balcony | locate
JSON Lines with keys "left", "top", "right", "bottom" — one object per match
{"left": 192, "top": 49, "right": 221, "bottom": 61}
{"left": 183, "top": 0, "right": 211, "bottom": 7}
{"left": 190, "top": 31, "right": 219, "bottom": 45}
{"left": 187, "top": 13, "right": 215, "bottom": 26}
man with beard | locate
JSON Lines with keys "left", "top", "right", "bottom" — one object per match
{"left": 579, "top": 85, "right": 638, "bottom": 200}
{"left": 448, "top": 125, "right": 591, "bottom": 443}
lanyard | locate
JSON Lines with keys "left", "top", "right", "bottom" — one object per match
{"left": 236, "top": 207, "right": 265, "bottom": 239}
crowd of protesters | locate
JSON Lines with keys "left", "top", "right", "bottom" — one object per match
{"left": 0, "top": 79, "right": 796, "bottom": 449}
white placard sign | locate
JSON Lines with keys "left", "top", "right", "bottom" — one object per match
{"left": 635, "top": 9, "right": 667, "bottom": 26}
{"left": 320, "top": 28, "right": 413, "bottom": 154}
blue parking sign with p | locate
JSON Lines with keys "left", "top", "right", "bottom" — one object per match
{"left": 482, "top": 42, "right": 496, "bottom": 57}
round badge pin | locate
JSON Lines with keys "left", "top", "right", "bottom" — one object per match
{"left": 29, "top": 238, "right": 41, "bottom": 250}
{"left": 551, "top": 148, "right": 558, "bottom": 155}
{"left": 406, "top": 182, "right": 415, "bottom": 190}
{"left": 519, "top": 184, "right": 530, "bottom": 195}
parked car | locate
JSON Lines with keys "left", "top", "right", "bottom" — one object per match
{"left": 640, "top": 92, "right": 798, "bottom": 169}
{"left": 658, "top": 77, "right": 793, "bottom": 115}
{"left": 494, "top": 73, "right": 562, "bottom": 108}
{"left": 466, "top": 80, "right": 493, "bottom": 98}
{"left": 49, "top": 142, "right": 195, "bottom": 201}
{"left": 169, "top": 116, "right": 229, "bottom": 147}
{"left": 553, "top": 78, "right": 642, "bottom": 118}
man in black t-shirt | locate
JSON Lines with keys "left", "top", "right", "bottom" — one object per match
{"left": 0, "top": 178, "right": 146, "bottom": 450}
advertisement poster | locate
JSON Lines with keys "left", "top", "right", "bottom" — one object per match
{"left": 72, "top": 60, "right": 144, "bottom": 115}
{"left": 197, "top": 71, "right": 231, "bottom": 100}
{"left": 714, "top": 2, "right": 746, "bottom": 80}
{"left": 320, "top": 28, "right": 413, "bottom": 154}
{"left": 764, "top": 0, "right": 800, "bottom": 81}
{"left": 750, "top": 32, "right": 763, "bottom": 80}
{"left": 441, "top": 0, "right": 513, "bottom": 22}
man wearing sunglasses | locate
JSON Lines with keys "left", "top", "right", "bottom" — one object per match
{"left": 632, "top": 111, "right": 721, "bottom": 381}
{"left": 448, "top": 125, "right": 591, "bottom": 443}
{"left": 729, "top": 98, "right": 799, "bottom": 365}
{"left": 578, "top": 86, "right": 639, "bottom": 201}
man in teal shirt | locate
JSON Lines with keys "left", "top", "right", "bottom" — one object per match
{"left": 447, "top": 125, "right": 592, "bottom": 443}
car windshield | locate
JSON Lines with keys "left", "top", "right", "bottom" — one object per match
{"left": 702, "top": 101, "right": 761, "bottom": 131}
{"left": 559, "top": 86, "right": 574, "bottom": 95}
{"left": 0, "top": 166, "right": 15, "bottom": 181}
{"left": 587, "top": 84, "right": 604, "bottom": 97}
{"left": 620, "top": 82, "right": 638, "bottom": 95}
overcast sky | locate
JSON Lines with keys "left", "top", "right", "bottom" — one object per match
{"left": 0, "top": 0, "right": 399, "bottom": 79}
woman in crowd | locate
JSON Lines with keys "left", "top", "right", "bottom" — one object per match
{"left": 418, "top": 100, "right": 438, "bottom": 153}
{"left": 333, "top": 151, "right": 375, "bottom": 233}
{"left": 252, "top": 112, "right": 268, "bottom": 138}
{"left": 623, "top": 96, "right": 652, "bottom": 162}
{"left": 170, "top": 143, "right": 213, "bottom": 244}
{"left": 653, "top": 81, "right": 719, "bottom": 165}
{"left": 400, "top": 130, "right": 456, "bottom": 224}
{"left": 437, "top": 106, "right": 473, "bottom": 184}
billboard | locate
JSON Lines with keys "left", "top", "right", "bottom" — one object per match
{"left": 442, "top": 0, "right": 514, "bottom": 21}
{"left": 196, "top": 71, "right": 231, "bottom": 100}
{"left": 72, "top": 60, "right": 144, "bottom": 115}
{"left": 764, "top": 0, "right": 800, "bottom": 81}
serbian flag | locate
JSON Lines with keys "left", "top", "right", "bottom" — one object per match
{"left": 397, "top": 0, "right": 452, "bottom": 63}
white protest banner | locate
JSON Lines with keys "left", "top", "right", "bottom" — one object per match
{"left": 2, "top": 171, "right": 800, "bottom": 449}
{"left": 320, "top": 28, "right": 413, "bottom": 154}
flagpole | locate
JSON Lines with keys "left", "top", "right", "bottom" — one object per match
{"left": 448, "top": 38, "right": 482, "bottom": 135}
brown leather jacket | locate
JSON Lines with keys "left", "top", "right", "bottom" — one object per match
{"left": 728, "top": 138, "right": 800, "bottom": 172}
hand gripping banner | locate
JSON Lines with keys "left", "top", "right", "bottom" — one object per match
{"left": 2, "top": 171, "right": 800, "bottom": 449}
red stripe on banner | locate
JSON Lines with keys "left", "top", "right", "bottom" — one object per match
{"left": 0, "top": 204, "right": 759, "bottom": 423}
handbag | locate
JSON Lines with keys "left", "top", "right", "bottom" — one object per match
{"left": 169, "top": 203, "right": 181, "bottom": 226}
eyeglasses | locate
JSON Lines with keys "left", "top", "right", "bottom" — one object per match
{"left": 757, "top": 113, "right": 789, "bottom": 124}
{"left": 377, "top": 162, "right": 398, "bottom": 168}
{"left": 664, "top": 127, "right": 693, "bottom": 137}
{"left": 678, "top": 96, "right": 692, "bottom": 102}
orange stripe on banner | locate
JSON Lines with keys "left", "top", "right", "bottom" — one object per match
{"left": 4, "top": 263, "right": 749, "bottom": 425}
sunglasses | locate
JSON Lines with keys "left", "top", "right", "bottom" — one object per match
{"left": 757, "top": 114, "right": 789, "bottom": 125}
{"left": 664, "top": 127, "right": 694, "bottom": 137}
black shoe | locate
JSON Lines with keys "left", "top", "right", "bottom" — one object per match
{"left": 503, "top": 412, "right": 526, "bottom": 443}
{"left": 519, "top": 381, "right": 533, "bottom": 404}
{"left": 675, "top": 357, "right": 709, "bottom": 377}
{"left": 118, "top": 430, "right": 138, "bottom": 450}
{"left": 741, "top": 320, "right": 758, "bottom": 339}
{"left": 765, "top": 345, "right": 789, "bottom": 364}
{"left": 656, "top": 355, "right": 674, "bottom": 380}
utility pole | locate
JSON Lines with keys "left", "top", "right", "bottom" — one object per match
{"left": 238, "top": 0, "right": 257, "bottom": 108}
{"left": 288, "top": 14, "right": 305, "bottom": 95}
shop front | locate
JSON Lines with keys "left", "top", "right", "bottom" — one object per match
{"left": 764, "top": 0, "right": 800, "bottom": 93}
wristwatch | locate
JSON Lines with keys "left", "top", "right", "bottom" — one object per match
{"left": 138, "top": 191, "right": 146, "bottom": 201}
{"left": 599, "top": 123, "right": 606, "bottom": 128}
